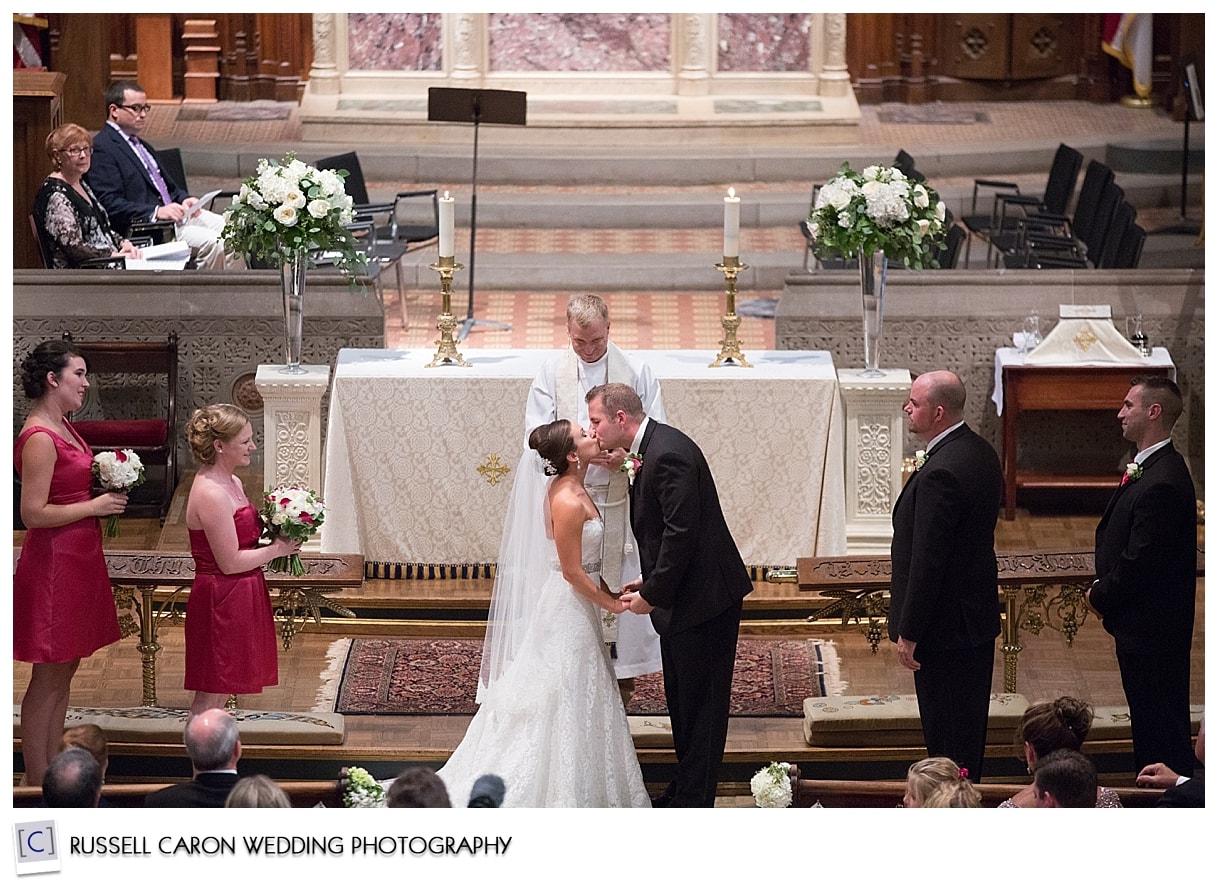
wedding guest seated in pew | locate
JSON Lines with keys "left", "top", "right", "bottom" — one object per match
{"left": 902, "top": 757, "right": 980, "bottom": 808}
{"left": 43, "top": 747, "right": 103, "bottom": 808}
{"left": 145, "top": 708, "right": 242, "bottom": 808}
{"left": 1138, "top": 716, "right": 1204, "bottom": 808}
{"left": 59, "top": 723, "right": 112, "bottom": 806}
{"left": 998, "top": 696, "right": 1122, "bottom": 808}
{"left": 225, "top": 773, "right": 291, "bottom": 808}
{"left": 32, "top": 123, "right": 141, "bottom": 268}
{"left": 386, "top": 767, "right": 452, "bottom": 808}
{"left": 1032, "top": 749, "right": 1099, "bottom": 808}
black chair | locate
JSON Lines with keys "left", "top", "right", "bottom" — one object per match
{"left": 962, "top": 143, "right": 1083, "bottom": 267}
{"left": 315, "top": 151, "right": 440, "bottom": 252}
{"left": 893, "top": 149, "right": 926, "bottom": 182}
{"left": 1095, "top": 200, "right": 1137, "bottom": 269}
{"left": 934, "top": 224, "right": 967, "bottom": 269}
{"left": 1000, "top": 161, "right": 1117, "bottom": 269}
{"left": 62, "top": 332, "right": 179, "bottom": 522}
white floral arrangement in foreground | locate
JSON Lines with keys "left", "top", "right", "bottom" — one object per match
{"left": 808, "top": 163, "right": 947, "bottom": 269}
{"left": 91, "top": 449, "right": 145, "bottom": 538}
{"left": 221, "top": 152, "right": 367, "bottom": 278}
{"left": 342, "top": 766, "right": 386, "bottom": 808}
{"left": 750, "top": 761, "right": 792, "bottom": 808}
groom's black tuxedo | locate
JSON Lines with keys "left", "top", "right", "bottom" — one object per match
{"left": 1091, "top": 440, "right": 1197, "bottom": 776}
{"left": 889, "top": 423, "right": 1002, "bottom": 781}
{"left": 630, "top": 420, "right": 752, "bottom": 807}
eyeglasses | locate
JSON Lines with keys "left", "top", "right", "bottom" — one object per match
{"left": 60, "top": 146, "right": 93, "bottom": 157}
{"left": 117, "top": 104, "right": 151, "bottom": 115}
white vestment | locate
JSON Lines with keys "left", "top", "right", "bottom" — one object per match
{"left": 524, "top": 343, "right": 664, "bottom": 679}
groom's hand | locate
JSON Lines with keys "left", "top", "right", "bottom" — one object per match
{"left": 620, "top": 590, "right": 653, "bottom": 615}
{"left": 592, "top": 447, "right": 626, "bottom": 471}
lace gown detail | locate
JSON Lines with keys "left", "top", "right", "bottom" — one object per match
{"left": 438, "top": 519, "right": 650, "bottom": 807}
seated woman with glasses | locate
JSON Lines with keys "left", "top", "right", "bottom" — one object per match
{"left": 997, "top": 696, "right": 1122, "bottom": 808}
{"left": 32, "top": 123, "right": 141, "bottom": 269}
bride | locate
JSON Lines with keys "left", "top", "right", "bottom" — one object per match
{"left": 436, "top": 419, "right": 651, "bottom": 807}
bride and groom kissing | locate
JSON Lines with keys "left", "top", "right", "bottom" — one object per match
{"left": 437, "top": 383, "right": 753, "bottom": 808}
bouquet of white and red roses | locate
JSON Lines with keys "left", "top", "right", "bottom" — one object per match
{"left": 91, "top": 449, "right": 145, "bottom": 538}
{"left": 261, "top": 484, "right": 326, "bottom": 576}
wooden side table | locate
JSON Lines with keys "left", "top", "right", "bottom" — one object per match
{"left": 999, "top": 350, "right": 1174, "bottom": 519}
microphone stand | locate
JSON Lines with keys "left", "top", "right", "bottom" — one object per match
{"left": 457, "top": 95, "right": 511, "bottom": 341}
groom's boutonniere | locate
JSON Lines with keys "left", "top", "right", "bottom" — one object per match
{"left": 914, "top": 449, "right": 928, "bottom": 471}
{"left": 1122, "top": 462, "right": 1143, "bottom": 485}
{"left": 621, "top": 452, "right": 643, "bottom": 484}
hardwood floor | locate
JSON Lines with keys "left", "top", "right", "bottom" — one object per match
{"left": 12, "top": 477, "right": 1205, "bottom": 791}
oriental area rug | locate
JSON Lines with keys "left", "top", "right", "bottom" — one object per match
{"left": 326, "top": 637, "right": 844, "bottom": 716}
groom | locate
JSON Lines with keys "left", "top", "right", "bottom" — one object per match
{"left": 586, "top": 383, "right": 752, "bottom": 807}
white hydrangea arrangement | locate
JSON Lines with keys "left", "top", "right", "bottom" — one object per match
{"left": 808, "top": 163, "right": 948, "bottom": 269}
{"left": 341, "top": 766, "right": 386, "bottom": 808}
{"left": 221, "top": 152, "right": 367, "bottom": 277}
{"left": 750, "top": 760, "right": 793, "bottom": 808}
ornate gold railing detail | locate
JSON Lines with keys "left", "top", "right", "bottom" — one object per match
{"left": 12, "top": 548, "right": 365, "bottom": 707}
{"left": 796, "top": 548, "right": 1203, "bottom": 693}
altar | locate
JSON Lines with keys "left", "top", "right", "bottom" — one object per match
{"left": 321, "top": 348, "right": 846, "bottom": 570}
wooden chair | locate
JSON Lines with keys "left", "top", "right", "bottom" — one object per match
{"left": 28, "top": 215, "right": 125, "bottom": 270}
{"left": 62, "top": 332, "right": 179, "bottom": 522}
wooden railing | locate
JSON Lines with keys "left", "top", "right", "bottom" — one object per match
{"left": 13, "top": 779, "right": 345, "bottom": 809}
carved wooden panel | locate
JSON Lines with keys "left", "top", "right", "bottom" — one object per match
{"left": 940, "top": 14, "right": 1008, "bottom": 80}
{"left": 1009, "top": 15, "right": 1074, "bottom": 80}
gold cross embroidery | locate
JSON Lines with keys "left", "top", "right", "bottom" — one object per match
{"left": 477, "top": 453, "right": 511, "bottom": 486}
{"left": 1072, "top": 327, "right": 1099, "bottom": 352}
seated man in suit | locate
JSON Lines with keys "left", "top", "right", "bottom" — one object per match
{"left": 145, "top": 709, "right": 242, "bottom": 807}
{"left": 43, "top": 747, "right": 103, "bottom": 808}
{"left": 1031, "top": 749, "right": 1099, "bottom": 808}
{"left": 86, "top": 80, "right": 241, "bottom": 271}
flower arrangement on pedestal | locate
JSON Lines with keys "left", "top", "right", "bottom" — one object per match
{"left": 808, "top": 163, "right": 948, "bottom": 376}
{"left": 221, "top": 153, "right": 368, "bottom": 372}
{"left": 808, "top": 162, "right": 947, "bottom": 269}
{"left": 221, "top": 152, "right": 366, "bottom": 276}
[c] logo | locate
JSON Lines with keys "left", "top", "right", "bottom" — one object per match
{"left": 12, "top": 820, "right": 61, "bottom": 876}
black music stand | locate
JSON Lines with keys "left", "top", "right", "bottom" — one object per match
{"left": 1153, "top": 55, "right": 1203, "bottom": 236}
{"left": 428, "top": 87, "right": 528, "bottom": 340}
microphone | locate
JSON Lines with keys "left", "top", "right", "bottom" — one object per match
{"left": 467, "top": 774, "right": 506, "bottom": 808}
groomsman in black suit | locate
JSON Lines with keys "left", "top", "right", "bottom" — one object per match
{"left": 1088, "top": 376, "right": 1197, "bottom": 777}
{"left": 889, "top": 371, "right": 1002, "bottom": 782}
{"left": 586, "top": 383, "right": 752, "bottom": 807}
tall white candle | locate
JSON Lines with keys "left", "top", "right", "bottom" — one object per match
{"left": 723, "top": 187, "right": 740, "bottom": 258}
{"left": 439, "top": 190, "right": 455, "bottom": 257}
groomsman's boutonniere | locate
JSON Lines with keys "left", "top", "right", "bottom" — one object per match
{"left": 621, "top": 452, "right": 643, "bottom": 484}
{"left": 914, "top": 450, "right": 928, "bottom": 471}
{"left": 1122, "top": 462, "right": 1143, "bottom": 485}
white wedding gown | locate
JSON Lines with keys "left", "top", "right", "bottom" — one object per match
{"left": 438, "top": 519, "right": 651, "bottom": 807}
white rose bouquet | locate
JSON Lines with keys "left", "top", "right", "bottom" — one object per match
{"left": 261, "top": 484, "right": 326, "bottom": 576}
{"left": 221, "top": 152, "right": 367, "bottom": 280}
{"left": 91, "top": 449, "right": 145, "bottom": 538}
{"left": 808, "top": 163, "right": 948, "bottom": 269}
{"left": 750, "top": 760, "right": 793, "bottom": 808}
{"left": 341, "top": 766, "right": 386, "bottom": 808}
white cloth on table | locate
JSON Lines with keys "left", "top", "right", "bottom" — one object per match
{"left": 991, "top": 347, "right": 1175, "bottom": 416}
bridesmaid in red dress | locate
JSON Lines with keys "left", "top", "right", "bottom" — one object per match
{"left": 14, "top": 339, "right": 129, "bottom": 786}
{"left": 182, "top": 404, "right": 300, "bottom": 717}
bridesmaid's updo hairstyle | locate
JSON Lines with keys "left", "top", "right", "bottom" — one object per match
{"left": 529, "top": 419, "right": 575, "bottom": 476}
{"left": 1017, "top": 696, "right": 1094, "bottom": 761}
{"left": 21, "top": 339, "right": 81, "bottom": 399}
{"left": 185, "top": 404, "right": 250, "bottom": 466}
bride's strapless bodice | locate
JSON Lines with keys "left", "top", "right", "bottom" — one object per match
{"left": 550, "top": 517, "right": 603, "bottom": 575}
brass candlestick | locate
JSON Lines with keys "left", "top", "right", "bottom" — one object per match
{"left": 426, "top": 256, "right": 471, "bottom": 368}
{"left": 709, "top": 256, "right": 752, "bottom": 368}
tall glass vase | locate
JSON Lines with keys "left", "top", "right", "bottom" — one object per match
{"left": 858, "top": 247, "right": 888, "bottom": 377}
{"left": 280, "top": 248, "right": 307, "bottom": 374}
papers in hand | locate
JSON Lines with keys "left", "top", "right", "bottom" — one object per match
{"left": 125, "top": 240, "right": 190, "bottom": 271}
{"left": 183, "top": 190, "right": 223, "bottom": 220}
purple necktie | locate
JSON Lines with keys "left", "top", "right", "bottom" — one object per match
{"left": 128, "top": 135, "right": 173, "bottom": 206}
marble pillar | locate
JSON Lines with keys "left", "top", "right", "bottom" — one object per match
{"left": 837, "top": 368, "right": 911, "bottom": 555}
{"left": 256, "top": 365, "right": 330, "bottom": 547}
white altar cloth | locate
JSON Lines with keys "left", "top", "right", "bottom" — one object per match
{"left": 321, "top": 348, "right": 846, "bottom": 568}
